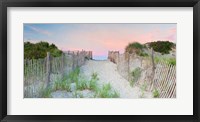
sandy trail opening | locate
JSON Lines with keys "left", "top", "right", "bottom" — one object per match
{"left": 80, "top": 60, "right": 152, "bottom": 98}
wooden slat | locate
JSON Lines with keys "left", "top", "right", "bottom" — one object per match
{"left": 161, "top": 65, "right": 174, "bottom": 98}
{"left": 163, "top": 66, "right": 175, "bottom": 98}
{"left": 166, "top": 66, "right": 176, "bottom": 98}
{"left": 151, "top": 60, "right": 176, "bottom": 98}
{"left": 158, "top": 63, "right": 169, "bottom": 96}
{"left": 156, "top": 63, "right": 164, "bottom": 92}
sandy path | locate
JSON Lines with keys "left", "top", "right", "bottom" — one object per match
{"left": 80, "top": 60, "right": 152, "bottom": 98}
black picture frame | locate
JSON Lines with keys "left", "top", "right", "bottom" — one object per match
{"left": 0, "top": 0, "right": 199, "bottom": 122}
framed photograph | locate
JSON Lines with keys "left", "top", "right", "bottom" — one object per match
{"left": 0, "top": 0, "right": 199, "bottom": 122}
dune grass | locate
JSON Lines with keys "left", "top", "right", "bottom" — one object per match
{"left": 130, "top": 67, "right": 142, "bottom": 87}
{"left": 41, "top": 87, "right": 53, "bottom": 98}
{"left": 95, "top": 83, "right": 120, "bottom": 98}
{"left": 154, "top": 56, "right": 176, "bottom": 66}
{"left": 39, "top": 68, "right": 120, "bottom": 98}
{"left": 153, "top": 89, "right": 160, "bottom": 98}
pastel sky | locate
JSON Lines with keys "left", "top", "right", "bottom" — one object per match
{"left": 24, "top": 23, "right": 176, "bottom": 60}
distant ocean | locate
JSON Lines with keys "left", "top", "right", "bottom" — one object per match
{"left": 93, "top": 55, "right": 107, "bottom": 60}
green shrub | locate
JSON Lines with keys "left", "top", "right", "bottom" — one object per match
{"left": 149, "top": 41, "right": 175, "bottom": 54}
{"left": 97, "top": 83, "right": 120, "bottom": 98}
{"left": 75, "top": 72, "right": 99, "bottom": 91}
{"left": 127, "top": 42, "right": 144, "bottom": 49}
{"left": 68, "top": 68, "right": 80, "bottom": 83}
{"left": 130, "top": 67, "right": 142, "bottom": 86}
{"left": 24, "top": 41, "right": 62, "bottom": 59}
{"left": 50, "top": 73, "right": 71, "bottom": 91}
{"left": 153, "top": 89, "right": 160, "bottom": 98}
{"left": 89, "top": 72, "right": 99, "bottom": 91}
{"left": 76, "top": 79, "right": 90, "bottom": 90}
{"left": 130, "top": 80, "right": 134, "bottom": 87}
{"left": 138, "top": 52, "right": 149, "bottom": 57}
{"left": 40, "top": 87, "right": 52, "bottom": 98}
{"left": 98, "top": 85, "right": 111, "bottom": 98}
{"left": 40, "top": 69, "right": 120, "bottom": 98}
{"left": 53, "top": 80, "right": 71, "bottom": 91}
{"left": 143, "top": 44, "right": 147, "bottom": 48}
{"left": 131, "top": 68, "right": 142, "bottom": 78}
{"left": 167, "top": 58, "right": 176, "bottom": 66}
{"left": 125, "top": 42, "right": 150, "bottom": 57}
{"left": 154, "top": 56, "right": 160, "bottom": 63}
{"left": 125, "top": 42, "right": 143, "bottom": 54}
{"left": 140, "top": 83, "right": 147, "bottom": 91}
{"left": 140, "top": 83, "right": 147, "bottom": 98}
{"left": 154, "top": 57, "right": 176, "bottom": 66}
{"left": 112, "top": 91, "right": 120, "bottom": 98}
{"left": 89, "top": 78, "right": 98, "bottom": 91}
{"left": 74, "top": 73, "right": 120, "bottom": 98}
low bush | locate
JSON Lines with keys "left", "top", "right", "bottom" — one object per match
{"left": 24, "top": 41, "right": 62, "bottom": 59}
{"left": 76, "top": 78, "right": 89, "bottom": 90}
{"left": 40, "top": 87, "right": 53, "bottom": 98}
{"left": 39, "top": 70, "right": 120, "bottom": 98}
{"left": 68, "top": 68, "right": 80, "bottom": 83}
{"left": 140, "top": 83, "right": 147, "bottom": 98}
{"left": 167, "top": 58, "right": 176, "bottom": 66}
{"left": 154, "top": 57, "right": 176, "bottom": 66}
{"left": 53, "top": 79, "right": 71, "bottom": 91}
{"left": 153, "top": 89, "right": 160, "bottom": 98}
{"left": 125, "top": 42, "right": 144, "bottom": 54}
{"left": 138, "top": 52, "right": 149, "bottom": 57}
{"left": 130, "top": 67, "right": 142, "bottom": 87}
{"left": 75, "top": 72, "right": 99, "bottom": 91}
{"left": 97, "top": 83, "right": 119, "bottom": 98}
{"left": 149, "top": 41, "right": 175, "bottom": 54}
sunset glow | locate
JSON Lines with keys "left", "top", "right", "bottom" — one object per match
{"left": 24, "top": 23, "right": 176, "bottom": 60}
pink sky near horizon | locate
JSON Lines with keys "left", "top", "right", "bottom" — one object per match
{"left": 58, "top": 26, "right": 176, "bottom": 56}
{"left": 24, "top": 24, "right": 177, "bottom": 59}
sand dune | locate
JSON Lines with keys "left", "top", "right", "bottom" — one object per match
{"left": 80, "top": 60, "right": 152, "bottom": 98}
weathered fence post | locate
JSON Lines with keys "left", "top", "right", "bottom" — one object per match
{"left": 126, "top": 52, "right": 130, "bottom": 82}
{"left": 77, "top": 51, "right": 80, "bottom": 66}
{"left": 72, "top": 52, "right": 75, "bottom": 70}
{"left": 117, "top": 51, "right": 119, "bottom": 64}
{"left": 150, "top": 48, "right": 156, "bottom": 91}
{"left": 90, "top": 51, "right": 92, "bottom": 59}
{"left": 46, "top": 52, "right": 51, "bottom": 87}
{"left": 151, "top": 48, "right": 155, "bottom": 72}
{"left": 61, "top": 53, "right": 65, "bottom": 79}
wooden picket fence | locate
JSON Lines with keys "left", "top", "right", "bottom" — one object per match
{"left": 24, "top": 58, "right": 47, "bottom": 86}
{"left": 151, "top": 62, "right": 176, "bottom": 98}
{"left": 24, "top": 53, "right": 65, "bottom": 98}
{"left": 24, "top": 53, "right": 64, "bottom": 87}
{"left": 24, "top": 51, "right": 92, "bottom": 98}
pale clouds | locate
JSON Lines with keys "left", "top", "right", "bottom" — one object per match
{"left": 26, "top": 25, "right": 52, "bottom": 36}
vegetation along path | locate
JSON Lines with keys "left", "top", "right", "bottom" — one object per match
{"left": 80, "top": 60, "right": 152, "bottom": 98}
